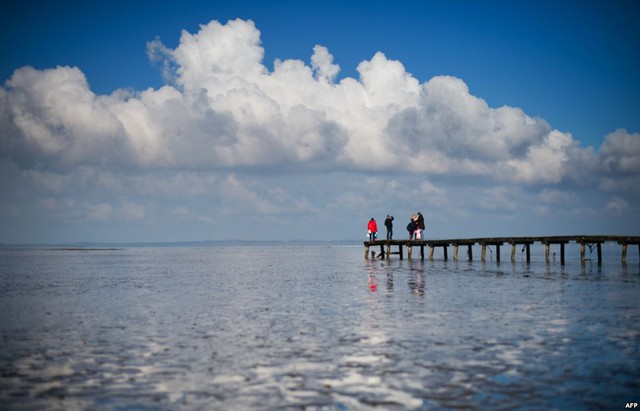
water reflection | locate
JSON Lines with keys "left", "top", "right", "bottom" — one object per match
{"left": 1, "top": 246, "right": 639, "bottom": 410}
{"left": 406, "top": 260, "right": 426, "bottom": 297}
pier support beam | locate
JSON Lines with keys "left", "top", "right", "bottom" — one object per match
{"left": 545, "top": 243, "right": 550, "bottom": 263}
{"left": 365, "top": 236, "right": 638, "bottom": 263}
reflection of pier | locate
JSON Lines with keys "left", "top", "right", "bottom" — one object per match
{"left": 364, "top": 236, "right": 640, "bottom": 264}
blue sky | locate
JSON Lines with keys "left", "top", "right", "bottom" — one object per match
{"left": 1, "top": 0, "right": 639, "bottom": 243}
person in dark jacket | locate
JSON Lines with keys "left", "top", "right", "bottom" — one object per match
{"left": 407, "top": 218, "right": 416, "bottom": 240}
{"left": 384, "top": 214, "right": 394, "bottom": 240}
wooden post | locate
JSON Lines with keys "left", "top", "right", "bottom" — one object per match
{"left": 369, "top": 236, "right": 639, "bottom": 264}
{"left": 545, "top": 243, "right": 550, "bottom": 263}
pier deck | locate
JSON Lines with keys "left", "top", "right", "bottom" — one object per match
{"left": 364, "top": 235, "right": 640, "bottom": 264}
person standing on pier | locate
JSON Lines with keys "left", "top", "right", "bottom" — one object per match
{"left": 416, "top": 212, "right": 425, "bottom": 240}
{"left": 407, "top": 216, "right": 416, "bottom": 240}
{"left": 367, "top": 218, "right": 378, "bottom": 242}
{"left": 384, "top": 214, "right": 394, "bottom": 239}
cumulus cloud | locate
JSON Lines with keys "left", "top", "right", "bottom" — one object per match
{"left": 311, "top": 45, "right": 340, "bottom": 83}
{"left": 3, "top": 17, "right": 621, "bottom": 186}
{"left": 1, "top": 18, "right": 639, "bottom": 242}
{"left": 599, "top": 129, "right": 640, "bottom": 174}
{"left": 596, "top": 129, "right": 640, "bottom": 196}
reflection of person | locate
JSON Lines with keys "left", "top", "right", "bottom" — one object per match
{"left": 384, "top": 214, "right": 394, "bottom": 239}
{"left": 409, "top": 271, "right": 425, "bottom": 296}
{"left": 368, "top": 274, "right": 378, "bottom": 291}
{"left": 367, "top": 218, "right": 378, "bottom": 242}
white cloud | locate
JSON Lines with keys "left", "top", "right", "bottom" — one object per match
{"left": 599, "top": 129, "right": 640, "bottom": 174}
{"left": 606, "top": 196, "right": 631, "bottom": 213}
{"left": 2, "top": 17, "right": 616, "bottom": 186}
{"left": 538, "top": 189, "right": 575, "bottom": 204}
{"left": 476, "top": 187, "right": 519, "bottom": 212}
{"left": 88, "top": 203, "right": 113, "bottom": 221}
{"left": 311, "top": 45, "right": 340, "bottom": 83}
{"left": 595, "top": 129, "right": 640, "bottom": 196}
{"left": 2, "top": 66, "right": 127, "bottom": 168}
{"left": 218, "top": 174, "right": 315, "bottom": 215}
{"left": 1, "top": 18, "right": 639, "bottom": 241}
{"left": 118, "top": 202, "right": 145, "bottom": 220}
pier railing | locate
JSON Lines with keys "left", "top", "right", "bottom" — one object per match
{"left": 364, "top": 235, "right": 640, "bottom": 264}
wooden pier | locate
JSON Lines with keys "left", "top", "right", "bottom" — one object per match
{"left": 364, "top": 236, "right": 640, "bottom": 264}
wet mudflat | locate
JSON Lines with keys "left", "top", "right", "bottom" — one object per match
{"left": 0, "top": 245, "right": 638, "bottom": 410}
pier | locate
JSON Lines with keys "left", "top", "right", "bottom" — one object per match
{"left": 364, "top": 235, "right": 640, "bottom": 264}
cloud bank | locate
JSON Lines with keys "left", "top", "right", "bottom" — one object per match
{"left": 0, "top": 19, "right": 638, "bottom": 241}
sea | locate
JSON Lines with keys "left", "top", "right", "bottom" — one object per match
{"left": 0, "top": 243, "right": 638, "bottom": 410}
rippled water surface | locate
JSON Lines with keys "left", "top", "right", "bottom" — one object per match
{"left": 1, "top": 245, "right": 639, "bottom": 410}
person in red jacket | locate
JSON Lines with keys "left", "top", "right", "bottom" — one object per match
{"left": 367, "top": 218, "right": 378, "bottom": 242}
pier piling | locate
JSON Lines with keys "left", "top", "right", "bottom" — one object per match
{"left": 364, "top": 236, "right": 639, "bottom": 263}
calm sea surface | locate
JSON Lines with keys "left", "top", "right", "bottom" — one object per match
{"left": 0, "top": 244, "right": 638, "bottom": 410}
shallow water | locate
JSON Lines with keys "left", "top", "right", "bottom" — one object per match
{"left": 0, "top": 245, "right": 639, "bottom": 410}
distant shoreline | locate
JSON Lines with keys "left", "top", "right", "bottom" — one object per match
{"left": 0, "top": 239, "right": 362, "bottom": 249}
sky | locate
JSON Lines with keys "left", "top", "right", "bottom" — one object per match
{"left": 1, "top": 0, "right": 639, "bottom": 243}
